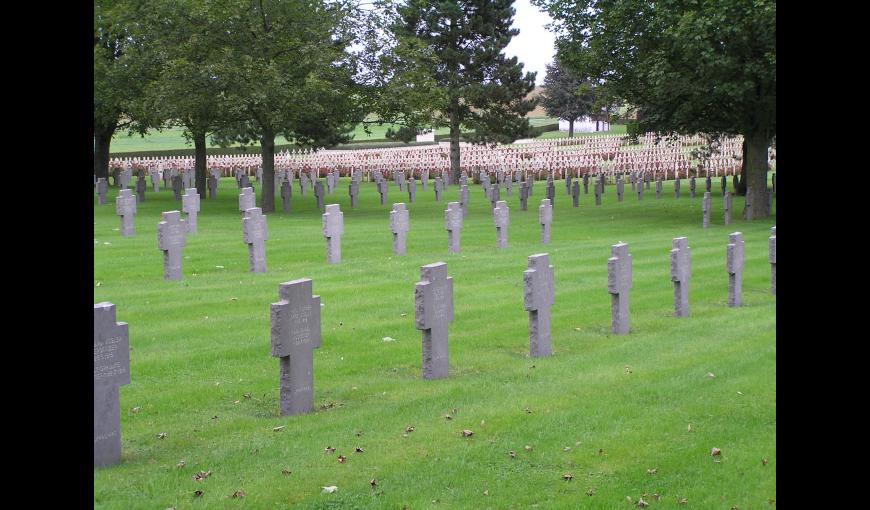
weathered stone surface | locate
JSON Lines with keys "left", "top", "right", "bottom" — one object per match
{"left": 492, "top": 183, "right": 502, "bottom": 209}
{"left": 721, "top": 175, "right": 727, "bottom": 196}
{"left": 617, "top": 176, "right": 624, "bottom": 202}
{"left": 670, "top": 237, "right": 691, "bottom": 317}
{"left": 299, "top": 172, "right": 308, "bottom": 195}
{"left": 172, "top": 175, "right": 183, "bottom": 200}
{"left": 519, "top": 182, "right": 529, "bottom": 211}
{"left": 505, "top": 177, "right": 513, "bottom": 197}
{"left": 322, "top": 204, "right": 344, "bottom": 263}
{"left": 546, "top": 181, "right": 555, "bottom": 208}
{"left": 135, "top": 176, "right": 146, "bottom": 202}
{"left": 408, "top": 178, "right": 416, "bottom": 203}
{"left": 243, "top": 207, "right": 268, "bottom": 272}
{"left": 239, "top": 187, "right": 255, "bottom": 216}
{"left": 769, "top": 226, "right": 776, "bottom": 295}
{"left": 239, "top": 174, "right": 250, "bottom": 190}
{"left": 116, "top": 189, "right": 136, "bottom": 236}
{"left": 378, "top": 179, "right": 388, "bottom": 205}
{"left": 726, "top": 232, "right": 744, "bottom": 307}
{"left": 723, "top": 191, "right": 732, "bottom": 225}
{"left": 459, "top": 184, "right": 469, "bottom": 217}
{"left": 705, "top": 175, "right": 712, "bottom": 193}
{"left": 445, "top": 202, "right": 463, "bottom": 253}
{"left": 630, "top": 171, "right": 636, "bottom": 191}
{"left": 281, "top": 180, "right": 292, "bottom": 212}
{"left": 594, "top": 177, "right": 602, "bottom": 206}
{"left": 390, "top": 203, "right": 409, "bottom": 255}
{"left": 607, "top": 242, "right": 632, "bottom": 334}
{"left": 583, "top": 173, "right": 589, "bottom": 194}
{"left": 434, "top": 177, "right": 443, "bottom": 201}
{"left": 97, "top": 178, "right": 108, "bottom": 205}
{"left": 674, "top": 177, "right": 681, "bottom": 198}
{"left": 645, "top": 174, "right": 651, "bottom": 190}
{"left": 690, "top": 176, "right": 696, "bottom": 198}
{"left": 702, "top": 192, "right": 711, "bottom": 228}
{"left": 208, "top": 175, "right": 218, "bottom": 199}
{"left": 314, "top": 180, "right": 325, "bottom": 211}
{"left": 270, "top": 278, "right": 321, "bottom": 416}
{"left": 119, "top": 168, "right": 132, "bottom": 189}
{"left": 539, "top": 198, "right": 553, "bottom": 244}
{"left": 94, "top": 302, "right": 130, "bottom": 468}
{"left": 637, "top": 179, "right": 644, "bottom": 200}
{"left": 421, "top": 169, "right": 428, "bottom": 189}
{"left": 572, "top": 180, "right": 579, "bottom": 207}
{"left": 493, "top": 200, "right": 509, "bottom": 248}
{"left": 150, "top": 171, "right": 160, "bottom": 192}
{"left": 182, "top": 188, "right": 200, "bottom": 234}
{"left": 349, "top": 180, "right": 359, "bottom": 208}
{"left": 157, "top": 211, "right": 187, "bottom": 280}
{"left": 656, "top": 178, "right": 662, "bottom": 198}
{"left": 524, "top": 253, "right": 554, "bottom": 357}
{"left": 414, "top": 262, "right": 453, "bottom": 379}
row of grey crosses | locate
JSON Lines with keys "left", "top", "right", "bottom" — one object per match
{"left": 95, "top": 225, "right": 776, "bottom": 467}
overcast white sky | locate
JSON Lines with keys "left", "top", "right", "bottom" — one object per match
{"left": 504, "top": 0, "right": 556, "bottom": 85}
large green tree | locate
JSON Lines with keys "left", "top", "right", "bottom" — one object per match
{"left": 94, "top": 0, "right": 160, "bottom": 179}
{"left": 208, "top": 0, "right": 364, "bottom": 213}
{"left": 540, "top": 60, "right": 594, "bottom": 138}
{"left": 533, "top": 0, "right": 775, "bottom": 219}
{"left": 388, "top": 0, "right": 537, "bottom": 181}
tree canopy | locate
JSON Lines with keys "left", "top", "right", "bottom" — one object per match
{"left": 539, "top": 60, "right": 595, "bottom": 138}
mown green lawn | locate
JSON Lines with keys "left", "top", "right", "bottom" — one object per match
{"left": 93, "top": 173, "right": 775, "bottom": 509}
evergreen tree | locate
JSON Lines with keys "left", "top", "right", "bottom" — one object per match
{"left": 540, "top": 60, "right": 594, "bottom": 138}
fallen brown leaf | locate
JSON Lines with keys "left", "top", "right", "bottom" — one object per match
{"left": 193, "top": 470, "right": 212, "bottom": 482}
{"left": 636, "top": 497, "right": 649, "bottom": 507}
{"left": 762, "top": 458, "right": 769, "bottom": 466}
{"left": 508, "top": 451, "right": 516, "bottom": 458}
{"left": 176, "top": 460, "right": 186, "bottom": 468}
{"left": 562, "top": 473, "right": 573, "bottom": 481}
{"left": 586, "top": 489, "right": 595, "bottom": 496}
{"left": 355, "top": 447, "right": 365, "bottom": 453}
{"left": 325, "top": 446, "right": 336, "bottom": 453}
{"left": 646, "top": 468, "right": 657, "bottom": 475}
{"left": 370, "top": 479, "right": 378, "bottom": 488}
{"left": 461, "top": 430, "right": 474, "bottom": 437}
{"left": 193, "top": 490, "right": 203, "bottom": 498}
{"left": 337, "top": 455, "right": 347, "bottom": 463}
{"left": 281, "top": 468, "right": 292, "bottom": 475}
{"left": 405, "top": 426, "right": 415, "bottom": 433}
{"left": 231, "top": 490, "right": 245, "bottom": 498}
{"left": 157, "top": 432, "right": 167, "bottom": 439}
{"left": 273, "top": 426, "right": 285, "bottom": 432}
{"left": 711, "top": 447, "right": 722, "bottom": 456}
{"left": 678, "top": 497, "right": 688, "bottom": 504}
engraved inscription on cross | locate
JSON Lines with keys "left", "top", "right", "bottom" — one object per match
{"left": 322, "top": 204, "right": 344, "bottom": 263}
{"left": 390, "top": 203, "right": 409, "bottom": 255}
{"left": 94, "top": 302, "right": 130, "bottom": 468}
{"left": 243, "top": 207, "right": 268, "bottom": 272}
{"left": 270, "top": 278, "right": 321, "bottom": 416}
{"left": 726, "top": 232, "right": 744, "bottom": 307}
{"left": 669, "top": 237, "right": 691, "bottom": 317}
{"left": 493, "top": 200, "right": 509, "bottom": 248}
{"left": 239, "top": 187, "right": 255, "bottom": 217}
{"left": 414, "top": 262, "right": 454, "bottom": 379}
{"left": 157, "top": 211, "right": 187, "bottom": 280}
{"left": 445, "top": 202, "right": 463, "bottom": 253}
{"left": 182, "top": 188, "right": 200, "bottom": 234}
{"left": 524, "top": 253, "right": 554, "bottom": 357}
{"left": 539, "top": 198, "right": 553, "bottom": 244}
{"left": 116, "top": 189, "right": 137, "bottom": 236}
{"left": 607, "top": 242, "right": 632, "bottom": 334}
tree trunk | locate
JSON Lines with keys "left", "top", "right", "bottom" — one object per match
{"left": 94, "top": 122, "right": 116, "bottom": 179}
{"left": 193, "top": 130, "right": 208, "bottom": 198}
{"left": 450, "top": 113, "right": 461, "bottom": 183}
{"left": 260, "top": 131, "right": 276, "bottom": 212}
{"left": 743, "top": 130, "right": 770, "bottom": 220}
{"left": 568, "top": 118, "right": 574, "bottom": 138}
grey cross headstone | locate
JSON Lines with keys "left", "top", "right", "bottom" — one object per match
{"left": 702, "top": 192, "right": 711, "bottom": 228}
{"left": 281, "top": 180, "right": 292, "bottom": 212}
{"left": 119, "top": 168, "right": 131, "bottom": 189}
{"left": 434, "top": 176, "right": 443, "bottom": 201}
{"left": 690, "top": 176, "right": 696, "bottom": 198}
{"left": 414, "top": 262, "right": 454, "bottom": 379}
{"left": 299, "top": 172, "right": 308, "bottom": 196}
{"left": 571, "top": 181, "right": 579, "bottom": 207}
{"left": 322, "top": 204, "right": 344, "bottom": 263}
{"left": 116, "top": 189, "right": 136, "bottom": 236}
{"left": 616, "top": 176, "right": 624, "bottom": 202}
{"left": 172, "top": 175, "right": 183, "bottom": 200}
{"left": 637, "top": 179, "right": 644, "bottom": 200}
{"left": 723, "top": 191, "right": 732, "bottom": 225}
{"left": 726, "top": 232, "right": 744, "bottom": 307}
{"left": 733, "top": 174, "right": 740, "bottom": 194}
{"left": 378, "top": 179, "right": 388, "bottom": 205}
{"left": 594, "top": 178, "right": 602, "bottom": 206}
{"left": 445, "top": 201, "right": 463, "bottom": 253}
{"left": 721, "top": 175, "right": 727, "bottom": 196}
{"left": 390, "top": 203, "right": 409, "bottom": 255}
{"left": 93, "top": 302, "right": 130, "bottom": 468}
{"left": 349, "top": 181, "right": 359, "bottom": 209}
{"left": 135, "top": 175, "right": 146, "bottom": 202}
{"left": 669, "top": 237, "right": 691, "bottom": 317}
{"left": 656, "top": 178, "right": 662, "bottom": 198}
{"left": 239, "top": 174, "right": 250, "bottom": 190}
{"left": 239, "top": 187, "right": 255, "bottom": 217}
{"left": 408, "top": 177, "right": 416, "bottom": 203}
{"left": 565, "top": 174, "right": 572, "bottom": 196}
{"left": 493, "top": 200, "right": 509, "bottom": 248}
{"left": 519, "top": 182, "right": 529, "bottom": 211}
{"left": 459, "top": 184, "right": 469, "bottom": 217}
{"left": 607, "top": 242, "right": 632, "bottom": 334}
{"left": 97, "top": 178, "right": 108, "bottom": 205}
{"left": 150, "top": 171, "right": 160, "bottom": 193}
{"left": 270, "top": 278, "right": 321, "bottom": 416}
{"left": 645, "top": 174, "right": 651, "bottom": 190}
{"left": 674, "top": 177, "right": 681, "bottom": 198}
{"left": 182, "top": 188, "right": 200, "bottom": 234}
{"left": 492, "top": 183, "right": 502, "bottom": 209}
{"left": 539, "top": 198, "right": 553, "bottom": 244}
{"left": 157, "top": 211, "right": 187, "bottom": 280}
{"left": 421, "top": 170, "right": 428, "bottom": 190}
{"left": 769, "top": 226, "right": 776, "bottom": 295}
{"left": 243, "top": 207, "right": 268, "bottom": 272}
{"left": 314, "top": 180, "right": 325, "bottom": 212}
{"left": 524, "top": 253, "right": 554, "bottom": 357}
{"left": 207, "top": 174, "right": 218, "bottom": 199}
{"left": 705, "top": 175, "right": 712, "bottom": 193}
{"left": 545, "top": 181, "right": 555, "bottom": 209}
{"left": 111, "top": 167, "right": 120, "bottom": 187}
{"left": 256, "top": 167, "right": 263, "bottom": 182}
{"left": 630, "top": 172, "right": 636, "bottom": 192}
{"left": 326, "top": 172, "right": 334, "bottom": 194}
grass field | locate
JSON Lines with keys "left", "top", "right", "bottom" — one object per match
{"left": 93, "top": 174, "right": 776, "bottom": 509}
{"left": 110, "top": 118, "right": 562, "bottom": 154}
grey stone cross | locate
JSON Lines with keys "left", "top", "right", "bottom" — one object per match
{"left": 492, "top": 183, "right": 502, "bottom": 209}
{"left": 182, "top": 188, "right": 200, "bottom": 234}
{"left": 445, "top": 201, "right": 463, "bottom": 253}
{"left": 414, "top": 262, "right": 454, "bottom": 379}
{"left": 135, "top": 175, "right": 146, "bottom": 202}
{"left": 637, "top": 178, "right": 644, "bottom": 200}
{"left": 721, "top": 175, "right": 727, "bottom": 196}
{"left": 769, "top": 226, "right": 776, "bottom": 295}
{"left": 723, "top": 191, "right": 732, "bottom": 225}
{"left": 314, "top": 180, "right": 325, "bottom": 212}
{"left": 349, "top": 180, "right": 359, "bottom": 208}
{"left": 150, "top": 171, "right": 160, "bottom": 192}
{"left": 378, "top": 179, "right": 388, "bottom": 205}
{"left": 705, "top": 175, "right": 712, "bottom": 193}
{"left": 656, "top": 177, "right": 662, "bottom": 198}
{"left": 322, "top": 204, "right": 344, "bottom": 263}
{"left": 459, "top": 184, "right": 469, "bottom": 217}
{"left": 617, "top": 175, "right": 624, "bottom": 202}
{"left": 96, "top": 178, "right": 108, "bottom": 205}
{"left": 172, "top": 175, "right": 184, "bottom": 200}
{"left": 281, "top": 180, "right": 292, "bottom": 212}
{"left": 408, "top": 178, "right": 416, "bottom": 203}
{"left": 674, "top": 177, "right": 681, "bottom": 198}
{"left": 539, "top": 198, "right": 553, "bottom": 244}
{"left": 493, "top": 200, "right": 509, "bottom": 248}
{"left": 607, "top": 242, "right": 632, "bottom": 334}
{"left": 726, "top": 232, "right": 744, "bottom": 307}
{"left": 270, "top": 278, "right": 321, "bottom": 416}
{"left": 546, "top": 180, "right": 555, "bottom": 208}
{"left": 669, "top": 237, "right": 691, "bottom": 317}
{"left": 630, "top": 171, "right": 636, "bottom": 191}
{"left": 702, "top": 192, "right": 711, "bottom": 228}
{"left": 690, "top": 176, "right": 696, "bottom": 198}
{"left": 572, "top": 180, "right": 579, "bottom": 207}
{"left": 207, "top": 175, "right": 218, "bottom": 199}
{"left": 390, "top": 203, "right": 409, "bottom": 255}
{"left": 116, "top": 189, "right": 136, "bottom": 236}
{"left": 243, "top": 207, "right": 268, "bottom": 272}
{"left": 299, "top": 172, "right": 308, "bottom": 196}
{"left": 239, "top": 187, "right": 255, "bottom": 217}
{"left": 524, "top": 253, "right": 554, "bottom": 357}
{"left": 434, "top": 176, "right": 443, "bottom": 201}
{"left": 157, "top": 211, "right": 187, "bottom": 280}
{"left": 93, "top": 302, "right": 130, "bottom": 467}
{"left": 519, "top": 182, "right": 529, "bottom": 211}
{"left": 421, "top": 169, "right": 428, "bottom": 190}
